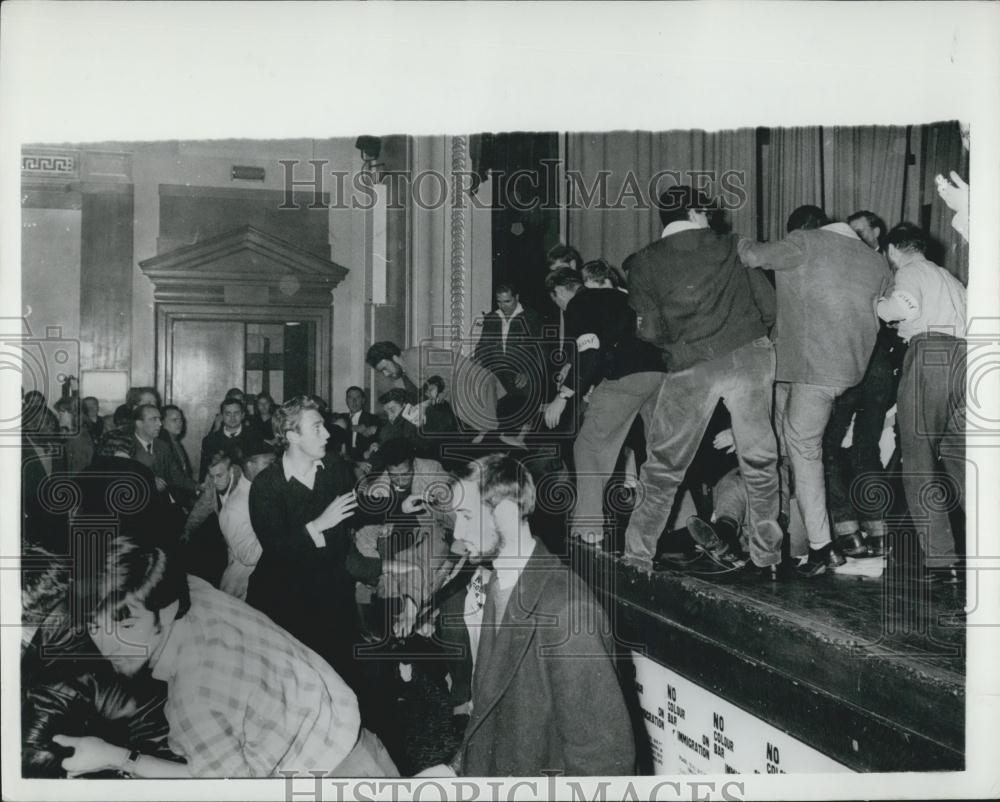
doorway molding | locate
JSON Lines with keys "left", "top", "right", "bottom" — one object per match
{"left": 139, "top": 225, "right": 349, "bottom": 401}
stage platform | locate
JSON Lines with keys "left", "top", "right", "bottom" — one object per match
{"left": 571, "top": 542, "right": 966, "bottom": 773}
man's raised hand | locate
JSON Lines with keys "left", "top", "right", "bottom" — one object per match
{"left": 314, "top": 491, "right": 358, "bottom": 531}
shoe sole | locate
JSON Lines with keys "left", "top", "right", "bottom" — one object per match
{"left": 686, "top": 517, "right": 723, "bottom": 551}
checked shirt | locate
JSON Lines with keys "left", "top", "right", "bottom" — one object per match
{"left": 150, "top": 575, "right": 360, "bottom": 776}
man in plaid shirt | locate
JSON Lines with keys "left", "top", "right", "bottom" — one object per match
{"left": 53, "top": 537, "right": 398, "bottom": 778}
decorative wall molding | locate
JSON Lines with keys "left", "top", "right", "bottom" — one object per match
{"left": 22, "top": 149, "right": 133, "bottom": 183}
{"left": 449, "top": 135, "right": 468, "bottom": 350}
{"left": 22, "top": 150, "right": 79, "bottom": 178}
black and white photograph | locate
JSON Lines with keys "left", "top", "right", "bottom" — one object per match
{"left": 2, "top": 2, "right": 998, "bottom": 801}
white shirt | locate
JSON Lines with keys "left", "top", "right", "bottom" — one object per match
{"left": 281, "top": 453, "right": 323, "bottom": 490}
{"left": 498, "top": 303, "right": 524, "bottom": 354}
{"left": 661, "top": 220, "right": 701, "bottom": 239}
{"left": 878, "top": 255, "right": 966, "bottom": 342}
{"left": 219, "top": 471, "right": 238, "bottom": 505}
{"left": 218, "top": 474, "right": 262, "bottom": 601}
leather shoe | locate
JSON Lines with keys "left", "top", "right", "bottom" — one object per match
{"left": 833, "top": 531, "right": 869, "bottom": 558}
{"left": 796, "top": 544, "right": 846, "bottom": 578}
{"left": 920, "top": 565, "right": 962, "bottom": 586}
{"left": 686, "top": 516, "right": 744, "bottom": 567}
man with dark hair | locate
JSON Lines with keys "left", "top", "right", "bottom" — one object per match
{"left": 54, "top": 396, "right": 93, "bottom": 474}
{"left": 247, "top": 397, "right": 363, "bottom": 695}
{"left": 878, "top": 222, "right": 967, "bottom": 581}
{"left": 473, "top": 283, "right": 544, "bottom": 433}
{"left": 821, "top": 210, "right": 905, "bottom": 556}
{"left": 366, "top": 339, "right": 504, "bottom": 436}
{"left": 345, "top": 385, "right": 379, "bottom": 460}
{"left": 112, "top": 404, "right": 131, "bottom": 429}
{"left": 199, "top": 397, "right": 264, "bottom": 482}
{"left": 543, "top": 264, "right": 667, "bottom": 546}
{"left": 367, "top": 388, "right": 423, "bottom": 465}
{"left": 545, "top": 242, "right": 583, "bottom": 272}
{"left": 131, "top": 404, "right": 171, "bottom": 496}
{"left": 159, "top": 404, "right": 198, "bottom": 510}
{"left": 621, "top": 187, "right": 783, "bottom": 576}
{"left": 351, "top": 436, "right": 457, "bottom": 756}
{"left": 532, "top": 268, "right": 589, "bottom": 464}
{"left": 417, "top": 454, "right": 635, "bottom": 777}
{"left": 358, "top": 438, "right": 453, "bottom": 627}
{"left": 51, "top": 537, "right": 397, "bottom": 777}
{"left": 847, "top": 210, "right": 887, "bottom": 252}
{"left": 739, "top": 204, "right": 891, "bottom": 576}
{"left": 81, "top": 396, "right": 104, "bottom": 444}
{"left": 125, "top": 386, "right": 160, "bottom": 411}
{"left": 43, "top": 428, "right": 168, "bottom": 553}
{"left": 581, "top": 258, "right": 624, "bottom": 290}
{"left": 783, "top": 204, "right": 829, "bottom": 232}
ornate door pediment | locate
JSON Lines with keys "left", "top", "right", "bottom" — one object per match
{"left": 138, "top": 224, "right": 348, "bottom": 306}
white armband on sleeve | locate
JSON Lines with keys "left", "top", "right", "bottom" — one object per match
{"left": 575, "top": 333, "right": 600, "bottom": 352}
{"left": 889, "top": 289, "right": 920, "bottom": 321}
{"left": 401, "top": 403, "right": 422, "bottom": 427}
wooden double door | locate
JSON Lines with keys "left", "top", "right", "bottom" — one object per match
{"left": 166, "top": 315, "right": 316, "bottom": 474}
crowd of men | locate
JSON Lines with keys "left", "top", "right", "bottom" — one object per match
{"left": 18, "top": 170, "right": 969, "bottom": 780}
{"left": 460, "top": 184, "right": 966, "bottom": 584}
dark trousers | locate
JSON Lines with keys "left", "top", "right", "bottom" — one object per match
{"left": 822, "top": 331, "right": 902, "bottom": 535}
{"left": 496, "top": 391, "right": 537, "bottom": 434}
{"left": 897, "top": 332, "right": 966, "bottom": 567}
{"left": 625, "top": 337, "right": 781, "bottom": 567}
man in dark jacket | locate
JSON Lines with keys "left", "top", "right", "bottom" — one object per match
{"left": 623, "top": 186, "right": 782, "bottom": 574}
{"left": 345, "top": 385, "right": 380, "bottom": 461}
{"left": 247, "top": 396, "right": 360, "bottom": 688}
{"left": 199, "top": 397, "right": 264, "bottom": 482}
{"left": 542, "top": 265, "right": 666, "bottom": 546}
{"left": 820, "top": 211, "right": 906, "bottom": 559}
{"left": 739, "top": 205, "right": 891, "bottom": 577}
{"left": 417, "top": 454, "right": 635, "bottom": 778}
{"left": 366, "top": 340, "right": 505, "bottom": 436}
{"left": 159, "top": 404, "right": 198, "bottom": 510}
{"left": 473, "top": 283, "right": 545, "bottom": 432}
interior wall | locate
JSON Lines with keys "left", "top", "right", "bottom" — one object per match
{"left": 125, "top": 139, "right": 366, "bottom": 400}
{"left": 20, "top": 207, "right": 82, "bottom": 402}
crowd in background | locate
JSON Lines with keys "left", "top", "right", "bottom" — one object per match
{"left": 17, "top": 168, "right": 970, "bottom": 780}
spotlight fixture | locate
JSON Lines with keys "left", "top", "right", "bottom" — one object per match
{"left": 355, "top": 136, "right": 382, "bottom": 162}
{"left": 355, "top": 135, "right": 386, "bottom": 181}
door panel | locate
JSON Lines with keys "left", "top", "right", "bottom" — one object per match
{"left": 170, "top": 320, "right": 244, "bottom": 476}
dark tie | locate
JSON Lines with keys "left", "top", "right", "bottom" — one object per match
{"left": 145, "top": 442, "right": 153, "bottom": 455}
